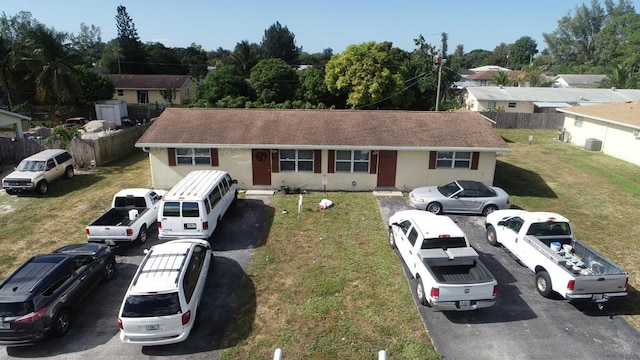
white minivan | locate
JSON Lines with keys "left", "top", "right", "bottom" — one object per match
{"left": 157, "top": 170, "right": 238, "bottom": 240}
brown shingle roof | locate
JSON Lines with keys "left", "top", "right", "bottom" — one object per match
{"left": 558, "top": 101, "right": 640, "bottom": 127}
{"left": 107, "top": 74, "right": 192, "bottom": 89}
{"left": 136, "top": 108, "right": 510, "bottom": 150}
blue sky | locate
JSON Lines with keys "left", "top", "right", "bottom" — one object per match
{"left": 4, "top": 0, "right": 640, "bottom": 54}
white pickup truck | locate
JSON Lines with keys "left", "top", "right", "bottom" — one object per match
{"left": 485, "top": 210, "right": 628, "bottom": 308}
{"left": 85, "top": 188, "right": 167, "bottom": 246}
{"left": 389, "top": 210, "right": 498, "bottom": 311}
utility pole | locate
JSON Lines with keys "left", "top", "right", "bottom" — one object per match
{"left": 435, "top": 34, "right": 446, "bottom": 111}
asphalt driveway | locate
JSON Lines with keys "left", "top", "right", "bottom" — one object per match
{"left": 375, "top": 193, "right": 640, "bottom": 360}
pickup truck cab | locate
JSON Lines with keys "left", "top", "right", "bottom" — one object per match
{"left": 86, "top": 188, "right": 167, "bottom": 246}
{"left": 2, "top": 149, "right": 74, "bottom": 195}
{"left": 485, "top": 210, "right": 628, "bottom": 307}
{"left": 389, "top": 210, "right": 498, "bottom": 311}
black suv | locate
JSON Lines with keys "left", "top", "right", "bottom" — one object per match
{"left": 0, "top": 243, "right": 116, "bottom": 346}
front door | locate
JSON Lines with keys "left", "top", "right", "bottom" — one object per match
{"left": 376, "top": 150, "right": 397, "bottom": 188}
{"left": 252, "top": 149, "right": 271, "bottom": 186}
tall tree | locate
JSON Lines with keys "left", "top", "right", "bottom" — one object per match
{"left": 508, "top": 36, "right": 538, "bottom": 70}
{"left": 73, "top": 65, "right": 114, "bottom": 107}
{"left": 0, "top": 36, "right": 16, "bottom": 109}
{"left": 295, "top": 66, "right": 330, "bottom": 105}
{"left": 593, "top": 13, "right": 640, "bottom": 72}
{"left": 250, "top": 58, "right": 297, "bottom": 103}
{"left": 115, "top": 5, "right": 148, "bottom": 73}
{"left": 26, "top": 25, "right": 81, "bottom": 112}
{"left": 491, "top": 70, "right": 511, "bottom": 86}
{"left": 325, "top": 41, "right": 405, "bottom": 109}
{"left": 197, "top": 65, "right": 250, "bottom": 106}
{"left": 261, "top": 21, "right": 301, "bottom": 65}
{"left": 230, "top": 40, "right": 261, "bottom": 78}
{"left": 69, "top": 23, "right": 104, "bottom": 67}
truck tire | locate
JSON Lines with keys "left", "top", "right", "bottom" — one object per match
{"left": 64, "top": 166, "right": 74, "bottom": 179}
{"left": 426, "top": 202, "right": 443, "bottom": 214}
{"left": 482, "top": 204, "right": 498, "bottom": 216}
{"left": 136, "top": 225, "right": 147, "bottom": 245}
{"left": 414, "top": 277, "right": 429, "bottom": 306}
{"left": 36, "top": 180, "right": 48, "bottom": 195}
{"left": 535, "top": 271, "right": 553, "bottom": 298}
{"left": 388, "top": 227, "right": 396, "bottom": 249}
{"left": 51, "top": 309, "right": 71, "bottom": 337}
{"left": 486, "top": 225, "right": 499, "bottom": 246}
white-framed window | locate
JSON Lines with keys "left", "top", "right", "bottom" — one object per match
{"left": 574, "top": 119, "right": 583, "bottom": 128}
{"left": 436, "top": 151, "right": 471, "bottom": 169}
{"left": 117, "top": 89, "right": 124, "bottom": 96}
{"left": 279, "top": 150, "right": 313, "bottom": 172}
{"left": 176, "top": 148, "right": 211, "bottom": 165}
{"left": 508, "top": 102, "right": 516, "bottom": 108}
{"left": 336, "top": 150, "right": 370, "bottom": 173}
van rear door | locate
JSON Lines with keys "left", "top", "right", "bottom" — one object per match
{"left": 158, "top": 201, "right": 207, "bottom": 239}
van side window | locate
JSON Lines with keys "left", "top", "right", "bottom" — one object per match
{"left": 204, "top": 198, "right": 211, "bottom": 214}
{"left": 182, "top": 202, "right": 200, "bottom": 217}
{"left": 182, "top": 245, "right": 206, "bottom": 303}
{"left": 209, "top": 187, "right": 222, "bottom": 208}
{"left": 220, "top": 178, "right": 229, "bottom": 194}
{"left": 162, "top": 202, "right": 181, "bottom": 217}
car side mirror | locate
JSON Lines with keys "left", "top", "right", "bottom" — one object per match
{"left": 232, "top": 179, "right": 238, "bottom": 184}
{"left": 497, "top": 220, "right": 506, "bottom": 226}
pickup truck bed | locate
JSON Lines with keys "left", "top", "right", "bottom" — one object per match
{"left": 91, "top": 207, "right": 149, "bottom": 227}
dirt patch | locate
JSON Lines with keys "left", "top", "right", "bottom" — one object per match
{"left": 0, "top": 203, "right": 14, "bottom": 215}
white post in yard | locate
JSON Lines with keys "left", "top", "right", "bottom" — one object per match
{"left": 273, "top": 348, "right": 282, "bottom": 360}
{"left": 298, "top": 193, "right": 303, "bottom": 216}
{"left": 378, "top": 350, "right": 387, "bottom": 360}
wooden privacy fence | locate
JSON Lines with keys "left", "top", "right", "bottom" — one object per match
{"left": 0, "top": 123, "right": 150, "bottom": 168}
{"left": 481, "top": 112, "right": 565, "bottom": 129}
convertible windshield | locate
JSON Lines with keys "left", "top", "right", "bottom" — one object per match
{"left": 17, "top": 160, "right": 46, "bottom": 172}
{"left": 437, "top": 182, "right": 462, "bottom": 197}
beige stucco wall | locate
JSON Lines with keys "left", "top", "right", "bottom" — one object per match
{"left": 563, "top": 115, "right": 640, "bottom": 166}
{"left": 463, "top": 92, "right": 534, "bottom": 113}
{"left": 115, "top": 82, "right": 195, "bottom": 105}
{"left": 146, "top": 148, "right": 500, "bottom": 191}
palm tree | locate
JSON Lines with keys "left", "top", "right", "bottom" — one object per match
{"left": 491, "top": 70, "right": 511, "bottom": 86}
{"left": 0, "top": 36, "right": 16, "bottom": 110}
{"left": 26, "top": 25, "right": 81, "bottom": 122}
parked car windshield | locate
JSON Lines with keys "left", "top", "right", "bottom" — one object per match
{"left": 0, "top": 301, "right": 34, "bottom": 317}
{"left": 121, "top": 293, "right": 181, "bottom": 317}
{"left": 16, "top": 160, "right": 45, "bottom": 172}
{"left": 437, "top": 182, "right": 462, "bottom": 197}
{"left": 421, "top": 236, "right": 467, "bottom": 249}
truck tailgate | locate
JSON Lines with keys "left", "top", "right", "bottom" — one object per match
{"left": 438, "top": 281, "right": 497, "bottom": 301}
{"left": 86, "top": 225, "right": 129, "bottom": 239}
{"left": 572, "top": 274, "right": 628, "bottom": 295}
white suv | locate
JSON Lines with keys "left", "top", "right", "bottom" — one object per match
{"left": 2, "top": 149, "right": 74, "bottom": 195}
{"left": 117, "top": 239, "right": 212, "bottom": 345}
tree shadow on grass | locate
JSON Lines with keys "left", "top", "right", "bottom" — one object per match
{"left": 494, "top": 160, "right": 557, "bottom": 198}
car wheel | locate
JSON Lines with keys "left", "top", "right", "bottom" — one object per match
{"left": 482, "top": 204, "right": 498, "bottom": 216}
{"left": 486, "top": 225, "right": 499, "bottom": 246}
{"left": 5, "top": 189, "right": 16, "bottom": 195}
{"left": 426, "top": 202, "right": 442, "bottom": 214}
{"left": 51, "top": 309, "right": 71, "bottom": 337}
{"left": 136, "top": 225, "right": 147, "bottom": 245}
{"left": 414, "top": 277, "right": 429, "bottom": 306}
{"left": 535, "top": 271, "right": 553, "bottom": 298}
{"left": 388, "top": 227, "right": 396, "bottom": 249}
{"left": 103, "top": 260, "right": 116, "bottom": 281}
{"left": 36, "top": 180, "right": 48, "bottom": 195}
{"left": 64, "top": 166, "right": 74, "bottom": 179}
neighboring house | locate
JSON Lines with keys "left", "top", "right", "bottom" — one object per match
{"left": 0, "top": 109, "right": 28, "bottom": 137}
{"left": 107, "top": 74, "right": 197, "bottom": 105}
{"left": 553, "top": 74, "right": 607, "bottom": 88}
{"left": 558, "top": 101, "right": 640, "bottom": 166}
{"left": 456, "top": 66, "right": 522, "bottom": 87}
{"left": 463, "top": 86, "right": 640, "bottom": 113}
{"left": 135, "top": 108, "right": 510, "bottom": 191}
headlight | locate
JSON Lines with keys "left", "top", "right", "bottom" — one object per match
{"left": 415, "top": 198, "right": 425, "bottom": 203}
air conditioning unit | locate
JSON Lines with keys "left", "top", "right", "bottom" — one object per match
{"left": 584, "top": 138, "right": 602, "bottom": 151}
{"left": 633, "top": 130, "right": 640, "bottom": 139}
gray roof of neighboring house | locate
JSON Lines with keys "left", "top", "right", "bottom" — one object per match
{"left": 466, "top": 86, "right": 640, "bottom": 104}
{"left": 107, "top": 74, "right": 193, "bottom": 89}
{"left": 558, "top": 101, "right": 640, "bottom": 128}
{"left": 554, "top": 74, "right": 607, "bottom": 87}
{"left": 136, "top": 108, "right": 510, "bottom": 151}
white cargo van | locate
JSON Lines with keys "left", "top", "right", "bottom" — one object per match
{"left": 157, "top": 170, "right": 238, "bottom": 240}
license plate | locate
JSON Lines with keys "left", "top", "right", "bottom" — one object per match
{"left": 0, "top": 322, "right": 9, "bottom": 330}
{"left": 106, "top": 239, "right": 115, "bottom": 246}
{"left": 185, "top": 223, "right": 196, "bottom": 229}
{"left": 459, "top": 300, "right": 471, "bottom": 307}
{"left": 592, "top": 294, "right": 603, "bottom": 300}
{"left": 146, "top": 324, "right": 159, "bottom": 331}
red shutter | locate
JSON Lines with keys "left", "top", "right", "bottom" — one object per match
{"left": 314, "top": 150, "right": 321, "bottom": 173}
{"left": 210, "top": 148, "right": 219, "bottom": 166}
{"left": 471, "top": 152, "right": 479, "bottom": 170}
{"left": 328, "top": 150, "right": 335, "bottom": 173}
{"left": 370, "top": 151, "right": 378, "bottom": 174}
{"left": 271, "top": 150, "right": 279, "bottom": 173}
{"left": 168, "top": 148, "right": 176, "bottom": 166}
{"left": 428, "top": 151, "right": 437, "bottom": 169}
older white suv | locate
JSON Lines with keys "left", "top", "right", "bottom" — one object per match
{"left": 117, "top": 239, "right": 212, "bottom": 345}
{"left": 2, "top": 149, "right": 74, "bottom": 195}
